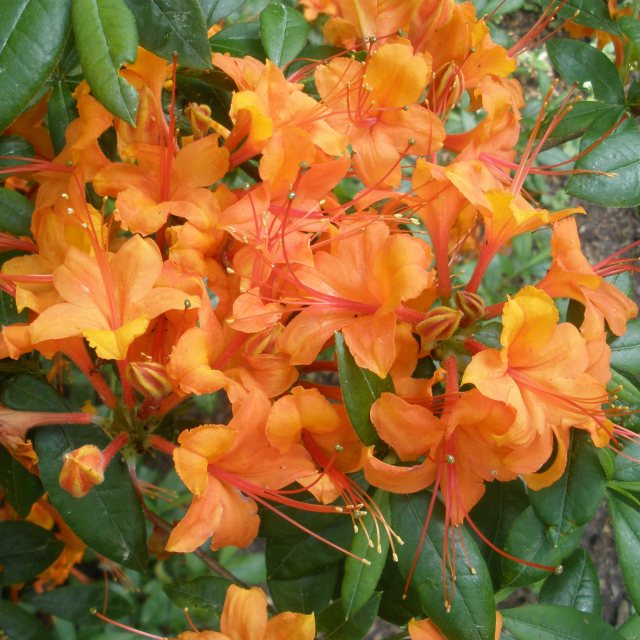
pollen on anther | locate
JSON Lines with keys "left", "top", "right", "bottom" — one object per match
{"left": 226, "top": 267, "right": 235, "bottom": 274}
{"left": 61, "top": 193, "right": 69, "bottom": 199}
{"left": 335, "top": 444, "right": 344, "bottom": 452}
{"left": 446, "top": 454, "right": 455, "bottom": 464}
{"left": 184, "top": 299, "right": 192, "bottom": 309}
{"left": 554, "top": 565, "right": 564, "bottom": 576}
{"left": 288, "top": 192, "right": 296, "bottom": 200}
{"left": 67, "top": 207, "right": 74, "bottom": 215}
{"left": 392, "top": 552, "right": 399, "bottom": 561}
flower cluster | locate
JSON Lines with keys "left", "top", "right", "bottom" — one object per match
{"left": 1, "top": 0, "right": 638, "bottom": 637}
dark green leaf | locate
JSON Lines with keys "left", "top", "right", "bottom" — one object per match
{"left": 210, "top": 22, "right": 266, "bottom": 60}
{"left": 502, "top": 604, "right": 623, "bottom": 639}
{"left": 547, "top": 39, "right": 624, "bottom": 104}
{"left": 613, "top": 441, "right": 640, "bottom": 484}
{"left": 0, "top": 521, "right": 63, "bottom": 585}
{"left": 72, "top": 0, "right": 139, "bottom": 123}
{"left": 259, "top": 3, "right": 310, "bottom": 68}
{"left": 269, "top": 566, "right": 339, "bottom": 614}
{"left": 540, "top": 0, "right": 620, "bottom": 34}
{"left": 0, "top": 136, "right": 34, "bottom": 170}
{"left": 123, "top": 0, "right": 211, "bottom": 69}
{"left": 0, "top": 600, "right": 54, "bottom": 640}
{"left": 502, "top": 506, "right": 583, "bottom": 587}
{"left": 547, "top": 101, "right": 625, "bottom": 141}
{"left": 316, "top": 593, "right": 380, "bottom": 640}
{"left": 469, "top": 480, "right": 529, "bottom": 588}
{"left": 199, "top": 0, "right": 243, "bottom": 25}
{"left": 0, "top": 289, "right": 27, "bottom": 326}
{"left": 377, "top": 557, "right": 422, "bottom": 625}
{"left": 539, "top": 548, "right": 601, "bottom": 615}
{"left": 391, "top": 492, "right": 496, "bottom": 640}
{"left": 566, "top": 131, "right": 640, "bottom": 207}
{"left": 610, "top": 369, "right": 640, "bottom": 409}
{"left": 608, "top": 493, "right": 640, "bottom": 610}
{"left": 176, "top": 69, "right": 233, "bottom": 128}
{"left": 0, "top": 445, "right": 43, "bottom": 517}
{"left": 1, "top": 375, "right": 148, "bottom": 571}
{"left": 620, "top": 16, "right": 640, "bottom": 49}
{"left": 0, "top": 0, "right": 71, "bottom": 132}
{"left": 0, "top": 188, "right": 34, "bottom": 238}
{"left": 341, "top": 490, "right": 390, "bottom": 618}
{"left": 335, "top": 331, "right": 395, "bottom": 446}
{"left": 48, "top": 81, "right": 78, "bottom": 155}
{"left": 164, "top": 576, "right": 232, "bottom": 627}
{"left": 528, "top": 431, "right": 606, "bottom": 544}
{"left": 23, "top": 585, "right": 131, "bottom": 624}
{"left": 610, "top": 319, "right": 640, "bottom": 378}
{"left": 619, "top": 613, "right": 640, "bottom": 639}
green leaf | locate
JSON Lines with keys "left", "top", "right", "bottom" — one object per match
{"left": 341, "top": 490, "right": 390, "bottom": 618}
{"left": 0, "top": 0, "right": 71, "bottom": 132}
{"left": 610, "top": 319, "right": 640, "bottom": 378}
{"left": 0, "top": 188, "right": 34, "bottom": 237}
{"left": 0, "top": 289, "right": 27, "bottom": 327}
{"left": 48, "top": 81, "right": 78, "bottom": 155}
{"left": 608, "top": 493, "right": 640, "bottom": 611}
{"left": 502, "top": 604, "right": 624, "bottom": 639}
{"left": 198, "top": 0, "right": 243, "bottom": 26}
{"left": 123, "top": 0, "right": 211, "bottom": 69}
{"left": 72, "top": 0, "right": 139, "bottom": 124}
{"left": 377, "top": 556, "right": 422, "bottom": 625}
{"left": 539, "top": 0, "right": 620, "bottom": 34}
{"left": 0, "top": 445, "right": 43, "bottom": 517}
{"left": 566, "top": 130, "right": 640, "bottom": 206}
{"left": 210, "top": 22, "right": 266, "bottom": 60}
{"left": 269, "top": 566, "right": 339, "bottom": 614}
{"left": 547, "top": 101, "right": 625, "bottom": 141}
{"left": 613, "top": 441, "right": 640, "bottom": 485}
{"left": 316, "top": 593, "right": 381, "bottom": 640}
{"left": 502, "top": 506, "right": 583, "bottom": 588}
{"left": 164, "top": 576, "right": 232, "bottom": 627}
{"left": 335, "top": 331, "right": 395, "bottom": 446}
{"left": 528, "top": 431, "right": 606, "bottom": 545}
{"left": 176, "top": 69, "right": 233, "bottom": 128}
{"left": 539, "top": 548, "right": 601, "bottom": 615}
{"left": 1, "top": 375, "right": 148, "bottom": 571}
{"left": 469, "top": 480, "right": 529, "bottom": 588}
{"left": 259, "top": 3, "right": 310, "bottom": 68}
{"left": 0, "top": 600, "right": 54, "bottom": 640}
{"left": 0, "top": 521, "right": 63, "bottom": 585}
{"left": 0, "top": 136, "right": 34, "bottom": 171}
{"left": 620, "top": 16, "right": 640, "bottom": 49}
{"left": 619, "top": 614, "right": 640, "bottom": 639}
{"left": 22, "top": 585, "right": 131, "bottom": 624}
{"left": 390, "top": 492, "right": 496, "bottom": 640}
{"left": 610, "top": 369, "right": 640, "bottom": 408}
{"left": 547, "top": 39, "right": 624, "bottom": 104}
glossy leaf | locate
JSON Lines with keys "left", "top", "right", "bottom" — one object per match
{"left": 566, "top": 131, "right": 640, "bottom": 207}
{"left": 610, "top": 319, "right": 640, "bottom": 378}
{"left": 377, "top": 557, "right": 422, "bottom": 625}
{"left": 547, "top": 101, "right": 625, "bottom": 141}
{"left": 0, "top": 136, "right": 34, "bottom": 170}
{"left": 469, "top": 480, "right": 530, "bottom": 588}
{"left": 0, "top": 0, "right": 71, "bottom": 132}
{"left": 610, "top": 369, "right": 640, "bottom": 409}
{"left": 613, "top": 441, "right": 640, "bottom": 485}
{"left": 0, "top": 289, "right": 27, "bottom": 327}
{"left": 335, "top": 331, "right": 395, "bottom": 446}
{"left": 0, "top": 445, "right": 43, "bottom": 517}
{"left": 502, "top": 506, "right": 583, "bottom": 587}
{"left": 539, "top": 548, "right": 601, "bottom": 615}
{"left": 316, "top": 593, "right": 381, "bottom": 640}
{"left": 391, "top": 492, "right": 496, "bottom": 640}
{"left": 72, "top": 0, "right": 139, "bottom": 124}
{"left": 608, "top": 493, "right": 640, "bottom": 611}
{"left": 259, "top": 3, "right": 310, "bottom": 68}
{"left": 269, "top": 566, "right": 339, "bottom": 614}
{"left": 210, "top": 22, "right": 266, "bottom": 60}
{"left": 528, "top": 431, "right": 606, "bottom": 544}
{"left": 0, "top": 600, "right": 54, "bottom": 640}
{"left": 1, "top": 375, "right": 148, "bottom": 571}
{"left": 164, "top": 576, "right": 232, "bottom": 627}
{"left": 199, "top": 0, "right": 243, "bottom": 25}
{"left": 547, "top": 39, "right": 624, "bottom": 104}
{"left": 0, "top": 188, "right": 34, "bottom": 237}
{"left": 48, "top": 81, "right": 78, "bottom": 155}
{"left": 619, "top": 614, "right": 640, "bottom": 639}
{"left": 341, "top": 490, "right": 390, "bottom": 618}
{"left": 123, "top": 0, "right": 211, "bottom": 69}
{"left": 502, "top": 604, "right": 623, "bottom": 639}
{"left": 539, "top": 0, "right": 620, "bottom": 34}
{"left": 0, "top": 521, "right": 63, "bottom": 585}
{"left": 620, "top": 16, "right": 640, "bottom": 49}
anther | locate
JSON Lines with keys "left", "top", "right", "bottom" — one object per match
{"left": 66, "top": 160, "right": 73, "bottom": 166}
{"left": 392, "top": 552, "right": 399, "bottom": 562}
{"left": 243, "top": 183, "right": 250, "bottom": 191}
{"left": 335, "top": 444, "right": 344, "bottom": 452}
{"left": 361, "top": 558, "right": 371, "bottom": 566}
{"left": 409, "top": 217, "right": 419, "bottom": 225}
{"left": 67, "top": 207, "right": 74, "bottom": 215}
{"left": 184, "top": 299, "right": 191, "bottom": 309}
{"left": 554, "top": 565, "right": 564, "bottom": 576}
{"left": 226, "top": 267, "right": 235, "bottom": 274}
{"left": 368, "top": 35, "right": 377, "bottom": 43}
{"left": 226, "top": 317, "right": 235, "bottom": 324}
{"left": 81, "top": 222, "right": 88, "bottom": 228}
{"left": 446, "top": 454, "right": 455, "bottom": 464}
{"left": 408, "top": 137, "right": 416, "bottom": 146}
{"left": 288, "top": 191, "right": 296, "bottom": 200}
{"left": 402, "top": 105, "right": 409, "bottom": 111}
{"left": 61, "top": 193, "right": 69, "bottom": 199}
{"left": 393, "top": 213, "right": 403, "bottom": 218}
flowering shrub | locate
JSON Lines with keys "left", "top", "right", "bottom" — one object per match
{"left": 0, "top": 0, "right": 640, "bottom": 638}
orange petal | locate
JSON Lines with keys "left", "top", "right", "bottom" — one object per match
{"left": 220, "top": 585, "right": 268, "bottom": 639}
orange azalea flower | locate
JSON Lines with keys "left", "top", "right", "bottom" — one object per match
{"left": 409, "top": 611, "right": 503, "bottom": 639}
{"left": 164, "top": 392, "right": 315, "bottom": 552}
{"left": 277, "top": 219, "right": 435, "bottom": 377}
{"left": 315, "top": 40, "right": 444, "bottom": 187}
{"left": 177, "top": 584, "right": 314, "bottom": 640}
{"left": 462, "top": 286, "right": 613, "bottom": 487}
{"left": 29, "top": 234, "right": 201, "bottom": 361}
{"left": 537, "top": 217, "right": 637, "bottom": 336}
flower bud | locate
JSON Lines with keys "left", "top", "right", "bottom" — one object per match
{"left": 59, "top": 445, "right": 104, "bottom": 498}
{"left": 416, "top": 306, "right": 463, "bottom": 351}
{"left": 454, "top": 290, "right": 485, "bottom": 325}
{"left": 126, "top": 361, "right": 173, "bottom": 400}
{"left": 432, "top": 62, "right": 463, "bottom": 113}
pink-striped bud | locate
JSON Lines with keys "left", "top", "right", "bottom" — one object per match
{"left": 454, "top": 290, "right": 485, "bottom": 325}
{"left": 126, "top": 361, "right": 173, "bottom": 400}
{"left": 59, "top": 445, "right": 104, "bottom": 498}
{"left": 416, "top": 306, "right": 463, "bottom": 351}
